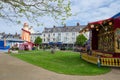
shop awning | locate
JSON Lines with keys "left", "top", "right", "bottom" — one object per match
{"left": 49, "top": 42, "right": 62, "bottom": 45}
{"left": 49, "top": 42, "right": 54, "bottom": 45}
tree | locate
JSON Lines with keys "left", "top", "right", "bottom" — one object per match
{"left": 34, "top": 36, "right": 42, "bottom": 45}
{"left": 0, "top": 0, "right": 71, "bottom": 25}
{"left": 76, "top": 34, "right": 87, "bottom": 46}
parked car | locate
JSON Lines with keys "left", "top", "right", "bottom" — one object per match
{"left": 60, "top": 46, "right": 66, "bottom": 50}
{"left": 74, "top": 46, "right": 86, "bottom": 52}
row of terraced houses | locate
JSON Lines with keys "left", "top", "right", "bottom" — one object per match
{"left": 0, "top": 23, "right": 89, "bottom": 49}
{"left": 31, "top": 23, "right": 89, "bottom": 48}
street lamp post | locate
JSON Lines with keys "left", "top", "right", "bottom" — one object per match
{"left": 73, "top": 41, "right": 75, "bottom": 51}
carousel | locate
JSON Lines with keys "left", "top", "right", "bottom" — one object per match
{"left": 80, "top": 13, "right": 120, "bottom": 67}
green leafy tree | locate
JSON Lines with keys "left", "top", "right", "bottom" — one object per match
{"left": 34, "top": 37, "right": 42, "bottom": 45}
{"left": 0, "top": 0, "right": 72, "bottom": 25}
{"left": 34, "top": 37, "right": 42, "bottom": 50}
{"left": 76, "top": 34, "right": 87, "bottom": 46}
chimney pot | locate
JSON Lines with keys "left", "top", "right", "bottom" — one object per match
{"left": 53, "top": 25, "right": 56, "bottom": 28}
{"left": 64, "top": 24, "right": 66, "bottom": 28}
{"left": 77, "top": 22, "right": 80, "bottom": 26}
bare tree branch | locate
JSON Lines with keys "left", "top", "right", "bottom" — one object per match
{"left": 0, "top": 0, "right": 72, "bottom": 25}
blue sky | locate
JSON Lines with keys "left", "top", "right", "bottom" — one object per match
{"left": 0, "top": 0, "right": 120, "bottom": 34}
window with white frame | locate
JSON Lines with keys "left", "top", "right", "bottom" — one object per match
{"left": 48, "top": 34, "right": 50, "bottom": 37}
{"left": 44, "top": 34, "right": 45, "bottom": 37}
{"left": 44, "top": 39, "right": 45, "bottom": 42}
{"left": 53, "top": 33, "right": 55, "bottom": 36}
{"left": 72, "top": 32, "right": 75, "bottom": 36}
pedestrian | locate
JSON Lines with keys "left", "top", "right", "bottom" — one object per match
{"left": 86, "top": 44, "right": 92, "bottom": 55}
{"left": 51, "top": 45, "right": 55, "bottom": 54}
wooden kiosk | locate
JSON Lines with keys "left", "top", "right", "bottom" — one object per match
{"left": 81, "top": 13, "right": 120, "bottom": 67}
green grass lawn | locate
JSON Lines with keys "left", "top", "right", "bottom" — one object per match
{"left": 11, "top": 50, "right": 111, "bottom": 75}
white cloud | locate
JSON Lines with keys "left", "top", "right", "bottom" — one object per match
{"left": 67, "top": 0, "right": 120, "bottom": 25}
{"left": 0, "top": 20, "right": 21, "bottom": 34}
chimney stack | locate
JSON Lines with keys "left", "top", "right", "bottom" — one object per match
{"left": 77, "top": 22, "right": 80, "bottom": 26}
{"left": 24, "top": 23, "right": 28, "bottom": 27}
{"left": 53, "top": 25, "right": 56, "bottom": 28}
{"left": 64, "top": 24, "right": 66, "bottom": 28}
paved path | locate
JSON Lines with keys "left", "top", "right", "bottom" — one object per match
{"left": 0, "top": 53, "right": 120, "bottom": 80}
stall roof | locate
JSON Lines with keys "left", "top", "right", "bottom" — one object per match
{"left": 86, "top": 12, "right": 120, "bottom": 29}
{"left": 88, "top": 12, "right": 120, "bottom": 25}
{"left": 112, "top": 12, "right": 120, "bottom": 29}
{"left": 80, "top": 12, "right": 120, "bottom": 33}
{"left": 88, "top": 18, "right": 111, "bottom": 25}
{"left": 112, "top": 12, "right": 120, "bottom": 19}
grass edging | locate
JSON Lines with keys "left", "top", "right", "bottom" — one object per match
{"left": 11, "top": 50, "right": 111, "bottom": 75}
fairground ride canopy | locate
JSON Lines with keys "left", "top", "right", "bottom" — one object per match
{"left": 80, "top": 12, "right": 120, "bottom": 32}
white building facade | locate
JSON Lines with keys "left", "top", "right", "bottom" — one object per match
{"left": 30, "top": 33, "right": 42, "bottom": 43}
{"left": 42, "top": 32, "right": 79, "bottom": 44}
{"left": 42, "top": 23, "right": 88, "bottom": 44}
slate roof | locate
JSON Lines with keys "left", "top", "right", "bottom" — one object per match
{"left": 42, "top": 24, "right": 86, "bottom": 33}
{"left": 0, "top": 33, "right": 21, "bottom": 39}
{"left": 31, "top": 33, "right": 42, "bottom": 35}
